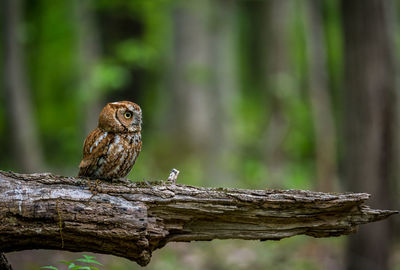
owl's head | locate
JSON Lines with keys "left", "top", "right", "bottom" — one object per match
{"left": 98, "top": 101, "right": 142, "bottom": 133}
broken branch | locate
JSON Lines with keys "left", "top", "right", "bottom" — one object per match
{"left": 0, "top": 170, "right": 397, "bottom": 266}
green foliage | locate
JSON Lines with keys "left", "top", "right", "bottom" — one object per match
{"left": 41, "top": 255, "right": 102, "bottom": 270}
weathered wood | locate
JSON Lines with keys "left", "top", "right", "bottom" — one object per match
{"left": 0, "top": 170, "right": 397, "bottom": 266}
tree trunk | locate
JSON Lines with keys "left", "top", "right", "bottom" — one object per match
{"left": 207, "top": 0, "right": 239, "bottom": 185}
{"left": 341, "top": 0, "right": 396, "bottom": 269}
{"left": 1, "top": 0, "right": 44, "bottom": 172}
{"left": 169, "top": 0, "right": 213, "bottom": 149}
{"left": 305, "top": 0, "right": 338, "bottom": 192}
{"left": 260, "top": 0, "right": 292, "bottom": 187}
{"left": 0, "top": 170, "right": 396, "bottom": 267}
{"left": 168, "top": 0, "right": 239, "bottom": 185}
{"left": 74, "top": 0, "right": 103, "bottom": 135}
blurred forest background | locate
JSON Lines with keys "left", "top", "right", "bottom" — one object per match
{"left": 1, "top": 0, "right": 399, "bottom": 269}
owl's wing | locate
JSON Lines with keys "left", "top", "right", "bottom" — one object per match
{"left": 78, "top": 128, "right": 113, "bottom": 178}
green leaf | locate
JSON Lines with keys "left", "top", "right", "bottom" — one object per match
{"left": 82, "top": 255, "right": 95, "bottom": 260}
{"left": 40, "top": 266, "right": 58, "bottom": 270}
{"left": 75, "top": 259, "right": 102, "bottom": 265}
{"left": 57, "top": 260, "right": 73, "bottom": 265}
{"left": 68, "top": 263, "right": 76, "bottom": 269}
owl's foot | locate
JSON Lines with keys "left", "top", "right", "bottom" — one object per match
{"left": 88, "top": 179, "right": 102, "bottom": 199}
{"left": 143, "top": 180, "right": 152, "bottom": 187}
{"left": 112, "top": 177, "right": 132, "bottom": 184}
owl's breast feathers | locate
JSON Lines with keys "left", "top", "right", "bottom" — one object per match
{"left": 78, "top": 128, "right": 142, "bottom": 180}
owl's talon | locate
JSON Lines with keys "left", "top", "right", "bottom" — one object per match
{"left": 113, "top": 178, "right": 131, "bottom": 184}
{"left": 88, "top": 179, "right": 102, "bottom": 198}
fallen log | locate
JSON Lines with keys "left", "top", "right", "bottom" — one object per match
{"left": 0, "top": 170, "right": 397, "bottom": 266}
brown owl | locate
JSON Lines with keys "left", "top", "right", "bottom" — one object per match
{"left": 78, "top": 101, "right": 142, "bottom": 181}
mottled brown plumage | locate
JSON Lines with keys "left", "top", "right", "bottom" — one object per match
{"left": 78, "top": 101, "right": 142, "bottom": 180}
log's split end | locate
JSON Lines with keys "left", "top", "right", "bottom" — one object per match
{"left": 0, "top": 170, "right": 397, "bottom": 266}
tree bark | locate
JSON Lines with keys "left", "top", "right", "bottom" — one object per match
{"left": 0, "top": 170, "right": 397, "bottom": 266}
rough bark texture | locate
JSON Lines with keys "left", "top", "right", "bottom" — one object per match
{"left": 0, "top": 171, "right": 397, "bottom": 266}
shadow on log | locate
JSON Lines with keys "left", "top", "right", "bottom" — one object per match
{"left": 0, "top": 170, "right": 397, "bottom": 266}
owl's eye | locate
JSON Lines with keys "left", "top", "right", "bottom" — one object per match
{"left": 124, "top": 111, "right": 132, "bottom": 119}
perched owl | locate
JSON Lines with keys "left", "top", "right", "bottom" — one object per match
{"left": 78, "top": 101, "right": 142, "bottom": 180}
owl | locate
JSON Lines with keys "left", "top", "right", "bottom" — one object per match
{"left": 78, "top": 101, "right": 142, "bottom": 181}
